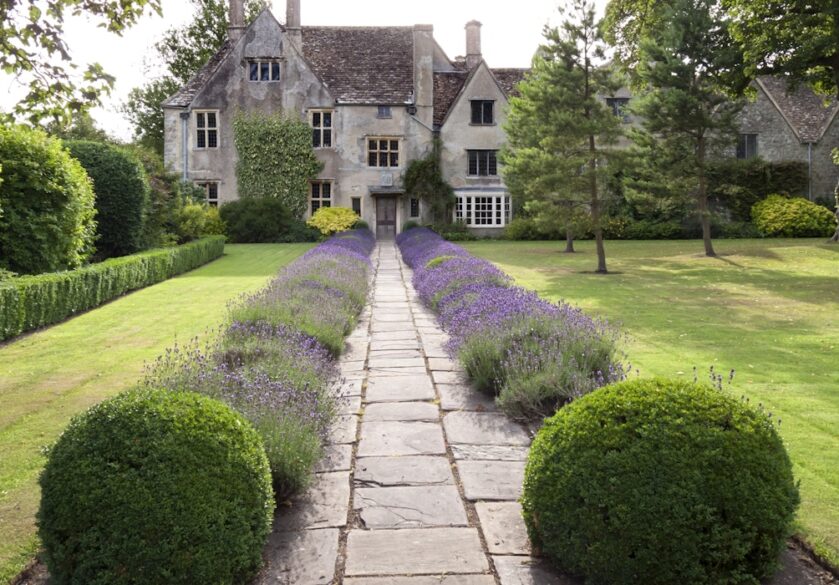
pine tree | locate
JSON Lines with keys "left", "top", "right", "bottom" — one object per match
{"left": 503, "top": 0, "right": 622, "bottom": 273}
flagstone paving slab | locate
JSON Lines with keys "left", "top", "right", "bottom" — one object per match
{"left": 357, "top": 421, "right": 446, "bottom": 457}
{"left": 354, "top": 456, "right": 454, "bottom": 487}
{"left": 370, "top": 330, "right": 418, "bottom": 341}
{"left": 459, "top": 460, "right": 526, "bottom": 501}
{"left": 314, "top": 444, "right": 352, "bottom": 473}
{"left": 363, "top": 402, "right": 439, "bottom": 422}
{"left": 281, "top": 472, "right": 350, "bottom": 531}
{"left": 428, "top": 357, "right": 460, "bottom": 371}
{"left": 344, "top": 576, "right": 496, "bottom": 585}
{"left": 354, "top": 485, "right": 468, "bottom": 529}
{"left": 493, "top": 556, "right": 582, "bottom": 585}
{"left": 476, "top": 502, "right": 531, "bottom": 555}
{"left": 451, "top": 444, "right": 530, "bottom": 461}
{"left": 433, "top": 370, "right": 471, "bottom": 385}
{"left": 328, "top": 414, "right": 359, "bottom": 445}
{"left": 368, "top": 365, "right": 429, "bottom": 376}
{"left": 444, "top": 412, "right": 531, "bottom": 446}
{"left": 367, "top": 356, "right": 427, "bottom": 369}
{"left": 366, "top": 375, "right": 435, "bottom": 402}
{"left": 369, "top": 339, "right": 421, "bottom": 351}
{"left": 439, "top": 383, "right": 497, "bottom": 412}
{"left": 345, "top": 528, "right": 489, "bottom": 576}
{"left": 257, "top": 528, "right": 339, "bottom": 585}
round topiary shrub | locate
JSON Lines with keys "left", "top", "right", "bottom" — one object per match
{"left": 65, "top": 140, "right": 150, "bottom": 258}
{"left": 522, "top": 378, "right": 799, "bottom": 585}
{"left": 38, "top": 388, "right": 274, "bottom": 585}
{"left": 752, "top": 194, "right": 836, "bottom": 237}
{"left": 0, "top": 125, "right": 96, "bottom": 274}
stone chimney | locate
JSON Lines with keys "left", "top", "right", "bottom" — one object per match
{"left": 465, "top": 20, "right": 482, "bottom": 69}
{"left": 229, "top": 0, "right": 245, "bottom": 41}
{"left": 412, "top": 24, "right": 434, "bottom": 127}
{"left": 287, "top": 0, "right": 301, "bottom": 29}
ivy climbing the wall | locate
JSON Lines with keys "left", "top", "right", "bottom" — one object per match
{"left": 232, "top": 112, "right": 323, "bottom": 217}
{"left": 404, "top": 139, "right": 455, "bottom": 224}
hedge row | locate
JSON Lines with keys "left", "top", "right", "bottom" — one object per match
{"left": 0, "top": 237, "right": 225, "bottom": 341}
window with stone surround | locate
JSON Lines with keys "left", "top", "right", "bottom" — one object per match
{"left": 311, "top": 110, "right": 333, "bottom": 148}
{"left": 310, "top": 181, "right": 332, "bottom": 214}
{"left": 455, "top": 193, "right": 511, "bottom": 227}
{"left": 467, "top": 150, "right": 498, "bottom": 176}
{"left": 410, "top": 198, "right": 420, "bottom": 218}
{"left": 606, "top": 97, "right": 630, "bottom": 123}
{"left": 368, "top": 138, "right": 400, "bottom": 168}
{"left": 197, "top": 181, "right": 219, "bottom": 207}
{"left": 195, "top": 111, "right": 219, "bottom": 149}
{"left": 471, "top": 100, "right": 494, "bottom": 125}
{"left": 248, "top": 61, "right": 280, "bottom": 82}
{"left": 351, "top": 197, "right": 362, "bottom": 216}
{"left": 737, "top": 134, "right": 758, "bottom": 159}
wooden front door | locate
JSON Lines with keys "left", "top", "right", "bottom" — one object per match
{"left": 376, "top": 197, "right": 397, "bottom": 239}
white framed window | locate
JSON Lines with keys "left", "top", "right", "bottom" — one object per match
{"left": 455, "top": 193, "right": 511, "bottom": 227}
{"left": 195, "top": 110, "right": 219, "bottom": 149}
{"left": 368, "top": 137, "right": 400, "bottom": 168}
{"left": 310, "top": 180, "right": 332, "bottom": 214}
{"left": 310, "top": 110, "right": 333, "bottom": 148}
{"left": 248, "top": 61, "right": 281, "bottom": 82}
{"left": 197, "top": 181, "right": 219, "bottom": 207}
{"left": 467, "top": 150, "right": 498, "bottom": 176}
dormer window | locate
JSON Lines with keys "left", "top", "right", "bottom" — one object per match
{"left": 471, "top": 100, "right": 494, "bottom": 125}
{"left": 249, "top": 61, "right": 280, "bottom": 82}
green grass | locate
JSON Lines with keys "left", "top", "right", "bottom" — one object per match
{"left": 463, "top": 238, "right": 839, "bottom": 567}
{"left": 0, "top": 243, "right": 311, "bottom": 584}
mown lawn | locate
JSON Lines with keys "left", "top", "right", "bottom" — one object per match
{"left": 0, "top": 243, "right": 311, "bottom": 583}
{"left": 463, "top": 238, "right": 839, "bottom": 566}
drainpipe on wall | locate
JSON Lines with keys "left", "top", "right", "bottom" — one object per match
{"left": 807, "top": 142, "right": 813, "bottom": 200}
{"left": 180, "top": 111, "right": 190, "bottom": 182}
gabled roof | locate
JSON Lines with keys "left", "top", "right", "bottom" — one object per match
{"left": 164, "top": 40, "right": 233, "bottom": 108}
{"left": 757, "top": 76, "right": 839, "bottom": 143}
{"left": 433, "top": 71, "right": 469, "bottom": 126}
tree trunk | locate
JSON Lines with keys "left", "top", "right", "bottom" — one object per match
{"left": 697, "top": 135, "right": 716, "bottom": 257}
{"left": 829, "top": 190, "right": 839, "bottom": 243}
{"left": 564, "top": 227, "right": 576, "bottom": 253}
{"left": 589, "top": 135, "right": 607, "bottom": 273}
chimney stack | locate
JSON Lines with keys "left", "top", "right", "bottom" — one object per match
{"left": 229, "top": 0, "right": 245, "bottom": 41}
{"left": 465, "top": 20, "right": 482, "bottom": 69}
{"left": 287, "top": 0, "right": 301, "bottom": 29}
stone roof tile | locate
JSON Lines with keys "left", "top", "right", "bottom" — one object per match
{"left": 433, "top": 71, "right": 468, "bottom": 126}
{"left": 163, "top": 40, "right": 234, "bottom": 108}
{"left": 491, "top": 68, "right": 528, "bottom": 98}
{"left": 759, "top": 76, "right": 839, "bottom": 143}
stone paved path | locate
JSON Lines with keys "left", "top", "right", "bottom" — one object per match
{"left": 255, "top": 242, "right": 571, "bottom": 584}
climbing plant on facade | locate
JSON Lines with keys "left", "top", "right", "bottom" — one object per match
{"left": 404, "top": 140, "right": 455, "bottom": 224}
{"left": 232, "top": 112, "right": 323, "bottom": 218}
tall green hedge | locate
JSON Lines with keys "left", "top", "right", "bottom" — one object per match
{"left": 65, "top": 140, "right": 151, "bottom": 258}
{"left": 0, "top": 125, "right": 97, "bottom": 274}
{"left": 0, "top": 237, "right": 225, "bottom": 341}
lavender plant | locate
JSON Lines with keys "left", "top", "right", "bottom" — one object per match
{"left": 397, "top": 227, "right": 625, "bottom": 419}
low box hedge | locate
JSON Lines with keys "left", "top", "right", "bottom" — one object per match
{"left": 0, "top": 237, "right": 225, "bottom": 341}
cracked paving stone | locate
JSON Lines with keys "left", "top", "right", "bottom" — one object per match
{"left": 362, "top": 402, "right": 439, "bottom": 422}
{"left": 493, "top": 556, "right": 582, "bottom": 585}
{"left": 354, "top": 455, "right": 454, "bottom": 486}
{"left": 358, "top": 421, "right": 446, "bottom": 457}
{"left": 280, "top": 472, "right": 350, "bottom": 530}
{"left": 444, "top": 412, "right": 531, "bottom": 446}
{"left": 366, "top": 375, "right": 435, "bottom": 402}
{"left": 458, "top": 460, "right": 526, "bottom": 501}
{"left": 476, "top": 502, "right": 531, "bottom": 555}
{"left": 354, "top": 485, "right": 468, "bottom": 529}
{"left": 256, "top": 528, "right": 338, "bottom": 585}
{"left": 345, "top": 528, "right": 489, "bottom": 575}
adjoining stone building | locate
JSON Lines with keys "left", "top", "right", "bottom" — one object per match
{"left": 162, "top": 0, "right": 526, "bottom": 238}
{"left": 163, "top": 0, "right": 838, "bottom": 239}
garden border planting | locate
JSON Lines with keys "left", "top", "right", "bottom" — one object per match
{"left": 0, "top": 236, "right": 226, "bottom": 341}
{"left": 396, "top": 227, "right": 625, "bottom": 419}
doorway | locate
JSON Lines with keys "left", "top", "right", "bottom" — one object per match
{"left": 376, "top": 196, "right": 397, "bottom": 239}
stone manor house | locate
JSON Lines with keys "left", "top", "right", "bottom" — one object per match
{"left": 163, "top": 0, "right": 839, "bottom": 238}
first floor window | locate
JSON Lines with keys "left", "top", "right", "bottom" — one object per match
{"left": 471, "top": 100, "right": 495, "bottom": 125}
{"left": 377, "top": 105, "right": 392, "bottom": 119}
{"left": 249, "top": 61, "right": 280, "bottom": 81}
{"left": 311, "top": 110, "right": 333, "bottom": 148}
{"left": 467, "top": 150, "right": 498, "bottom": 176}
{"left": 410, "top": 198, "right": 420, "bottom": 218}
{"left": 351, "top": 197, "right": 362, "bottom": 215}
{"left": 310, "top": 181, "right": 332, "bottom": 214}
{"left": 195, "top": 110, "right": 219, "bottom": 149}
{"left": 737, "top": 133, "right": 758, "bottom": 159}
{"left": 368, "top": 137, "right": 400, "bottom": 167}
{"left": 197, "top": 181, "right": 219, "bottom": 207}
{"left": 454, "top": 193, "right": 511, "bottom": 227}
{"left": 606, "top": 97, "right": 630, "bottom": 122}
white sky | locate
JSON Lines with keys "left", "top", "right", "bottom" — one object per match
{"left": 0, "top": 0, "right": 607, "bottom": 141}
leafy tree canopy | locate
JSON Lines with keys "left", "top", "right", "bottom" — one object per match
{"left": 1, "top": 0, "right": 161, "bottom": 124}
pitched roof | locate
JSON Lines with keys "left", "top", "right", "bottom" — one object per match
{"left": 433, "top": 71, "right": 468, "bottom": 126}
{"left": 758, "top": 76, "right": 839, "bottom": 143}
{"left": 491, "top": 68, "right": 528, "bottom": 98}
{"left": 301, "top": 26, "right": 415, "bottom": 104}
{"left": 163, "top": 40, "right": 234, "bottom": 108}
